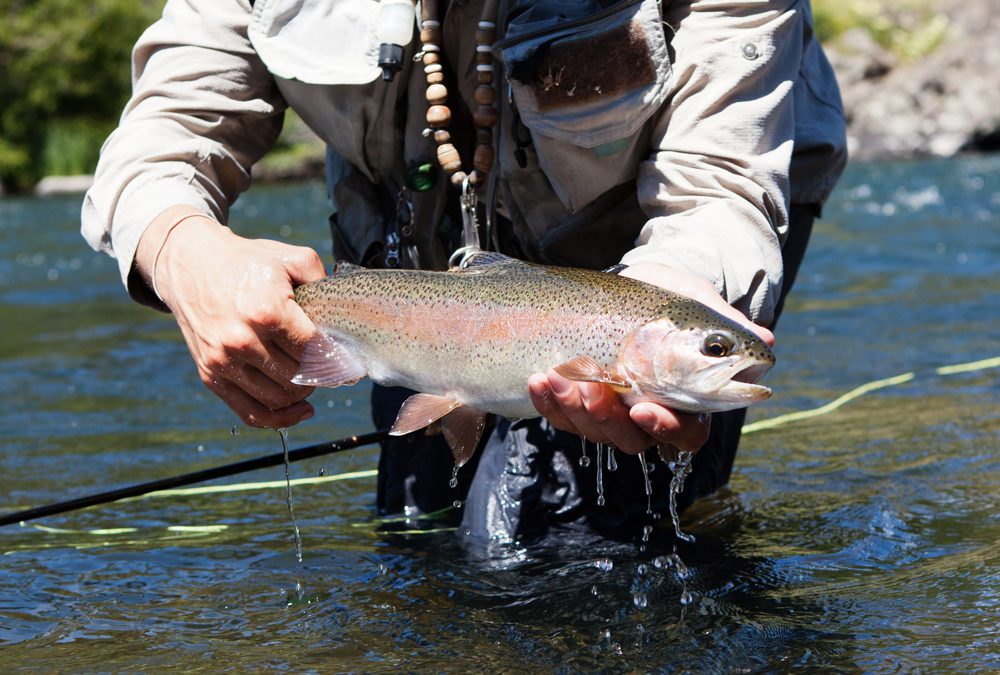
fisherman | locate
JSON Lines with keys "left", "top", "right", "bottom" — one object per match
{"left": 82, "top": 0, "right": 846, "bottom": 543}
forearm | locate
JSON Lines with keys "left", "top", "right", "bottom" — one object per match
{"left": 81, "top": 0, "right": 286, "bottom": 309}
{"left": 624, "top": 0, "right": 807, "bottom": 325}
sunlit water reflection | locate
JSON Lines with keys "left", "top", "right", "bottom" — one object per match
{"left": 0, "top": 158, "right": 997, "bottom": 669}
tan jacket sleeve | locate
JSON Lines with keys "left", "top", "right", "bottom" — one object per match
{"left": 621, "top": 0, "right": 807, "bottom": 325}
{"left": 81, "top": 0, "right": 286, "bottom": 308}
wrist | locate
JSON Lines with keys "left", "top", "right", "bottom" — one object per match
{"left": 135, "top": 206, "right": 224, "bottom": 304}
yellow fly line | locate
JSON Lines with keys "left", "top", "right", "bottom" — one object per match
{"left": 132, "top": 354, "right": 1000, "bottom": 495}
{"left": 12, "top": 354, "right": 996, "bottom": 544}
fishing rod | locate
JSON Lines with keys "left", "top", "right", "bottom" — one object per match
{"left": 0, "top": 428, "right": 391, "bottom": 528}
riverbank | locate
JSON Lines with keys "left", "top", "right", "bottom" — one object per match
{"left": 822, "top": 0, "right": 1000, "bottom": 160}
{"left": 21, "top": 0, "right": 999, "bottom": 197}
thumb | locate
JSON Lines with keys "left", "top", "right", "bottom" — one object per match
{"left": 282, "top": 246, "right": 326, "bottom": 287}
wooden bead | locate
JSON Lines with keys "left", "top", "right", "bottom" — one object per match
{"left": 426, "top": 104, "right": 451, "bottom": 127}
{"left": 476, "top": 128, "right": 492, "bottom": 145}
{"left": 422, "top": 51, "right": 440, "bottom": 65}
{"left": 476, "top": 51, "right": 492, "bottom": 65}
{"left": 420, "top": 26, "right": 441, "bottom": 45}
{"left": 450, "top": 170, "right": 468, "bottom": 187}
{"left": 476, "top": 68, "right": 493, "bottom": 84}
{"left": 474, "top": 144, "right": 495, "bottom": 173}
{"left": 436, "top": 143, "right": 462, "bottom": 173}
{"left": 426, "top": 71, "right": 445, "bottom": 85}
{"left": 473, "top": 104, "right": 497, "bottom": 129}
{"left": 433, "top": 129, "right": 451, "bottom": 144}
{"left": 476, "top": 27, "right": 496, "bottom": 44}
{"left": 426, "top": 83, "right": 448, "bottom": 105}
{"left": 474, "top": 85, "right": 495, "bottom": 105}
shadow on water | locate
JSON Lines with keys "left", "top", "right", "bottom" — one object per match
{"left": 0, "top": 159, "right": 998, "bottom": 669}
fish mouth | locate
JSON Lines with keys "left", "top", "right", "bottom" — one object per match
{"left": 718, "top": 360, "right": 773, "bottom": 401}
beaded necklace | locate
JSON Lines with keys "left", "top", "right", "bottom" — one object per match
{"left": 418, "top": 0, "right": 499, "bottom": 261}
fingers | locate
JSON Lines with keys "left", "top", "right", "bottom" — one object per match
{"left": 206, "top": 377, "right": 314, "bottom": 429}
{"left": 630, "top": 403, "right": 711, "bottom": 454}
{"left": 531, "top": 370, "right": 710, "bottom": 455}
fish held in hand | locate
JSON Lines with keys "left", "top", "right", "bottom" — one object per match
{"left": 292, "top": 253, "right": 774, "bottom": 466}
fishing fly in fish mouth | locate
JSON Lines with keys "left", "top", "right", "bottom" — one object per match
{"left": 292, "top": 252, "right": 775, "bottom": 468}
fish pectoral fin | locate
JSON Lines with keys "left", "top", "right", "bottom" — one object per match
{"left": 553, "top": 356, "right": 629, "bottom": 388}
{"left": 389, "top": 393, "right": 462, "bottom": 437}
{"left": 441, "top": 407, "right": 487, "bottom": 468}
{"left": 291, "top": 333, "right": 367, "bottom": 387}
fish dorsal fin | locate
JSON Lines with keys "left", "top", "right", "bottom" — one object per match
{"left": 332, "top": 260, "right": 365, "bottom": 275}
{"left": 553, "top": 356, "right": 629, "bottom": 389}
{"left": 291, "top": 333, "right": 367, "bottom": 387}
{"left": 460, "top": 251, "right": 518, "bottom": 268}
{"left": 441, "top": 407, "right": 487, "bottom": 467}
{"left": 389, "top": 393, "right": 462, "bottom": 437}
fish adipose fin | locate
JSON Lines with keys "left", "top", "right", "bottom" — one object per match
{"left": 389, "top": 394, "right": 486, "bottom": 467}
{"left": 291, "top": 333, "right": 367, "bottom": 387}
{"left": 553, "top": 356, "right": 629, "bottom": 390}
{"left": 389, "top": 393, "right": 462, "bottom": 436}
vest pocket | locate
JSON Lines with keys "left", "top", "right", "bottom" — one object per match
{"left": 495, "top": 0, "right": 671, "bottom": 212}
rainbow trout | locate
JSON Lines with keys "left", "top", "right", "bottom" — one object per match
{"left": 293, "top": 253, "right": 774, "bottom": 465}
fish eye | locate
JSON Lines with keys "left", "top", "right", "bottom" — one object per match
{"left": 702, "top": 332, "right": 735, "bottom": 358}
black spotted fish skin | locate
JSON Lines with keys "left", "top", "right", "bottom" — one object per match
{"left": 294, "top": 259, "right": 773, "bottom": 419}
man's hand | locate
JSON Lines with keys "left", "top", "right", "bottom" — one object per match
{"left": 528, "top": 262, "right": 775, "bottom": 455}
{"left": 137, "top": 207, "right": 326, "bottom": 428}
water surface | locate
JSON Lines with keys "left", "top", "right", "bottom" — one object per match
{"left": 0, "top": 158, "right": 997, "bottom": 670}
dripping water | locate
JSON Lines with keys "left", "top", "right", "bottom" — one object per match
{"left": 637, "top": 452, "right": 653, "bottom": 515}
{"left": 278, "top": 428, "right": 303, "bottom": 564}
{"left": 606, "top": 446, "right": 618, "bottom": 472}
{"left": 449, "top": 465, "right": 459, "bottom": 489}
{"left": 579, "top": 438, "right": 591, "bottom": 468}
{"left": 667, "top": 450, "right": 695, "bottom": 542}
{"left": 596, "top": 443, "right": 606, "bottom": 507}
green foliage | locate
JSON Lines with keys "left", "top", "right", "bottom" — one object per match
{"left": 0, "top": 0, "right": 164, "bottom": 191}
{"left": 812, "top": 0, "right": 950, "bottom": 62}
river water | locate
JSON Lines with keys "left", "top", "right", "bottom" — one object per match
{"left": 0, "top": 157, "right": 997, "bottom": 670}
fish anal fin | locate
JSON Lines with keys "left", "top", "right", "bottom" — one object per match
{"left": 441, "top": 407, "right": 487, "bottom": 467}
{"left": 553, "top": 356, "right": 628, "bottom": 388}
{"left": 292, "top": 333, "right": 367, "bottom": 387}
{"left": 390, "top": 393, "right": 461, "bottom": 437}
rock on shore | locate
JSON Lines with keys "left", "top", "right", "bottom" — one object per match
{"left": 826, "top": 0, "right": 1000, "bottom": 160}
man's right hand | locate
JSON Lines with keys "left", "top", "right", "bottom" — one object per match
{"left": 136, "top": 207, "right": 327, "bottom": 428}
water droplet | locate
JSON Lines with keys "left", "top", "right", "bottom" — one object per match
{"left": 668, "top": 450, "right": 696, "bottom": 543}
{"left": 452, "top": 499, "right": 462, "bottom": 508}
{"left": 596, "top": 444, "right": 605, "bottom": 507}
{"left": 579, "top": 454, "right": 591, "bottom": 468}
{"left": 611, "top": 642, "right": 623, "bottom": 655}
{"left": 449, "top": 477, "right": 459, "bottom": 488}
{"left": 591, "top": 585, "right": 598, "bottom": 596}
{"left": 601, "top": 628, "right": 611, "bottom": 641}
{"left": 318, "top": 467, "right": 326, "bottom": 477}
{"left": 637, "top": 563, "right": 648, "bottom": 577}
{"left": 378, "top": 563, "right": 388, "bottom": 575}
{"left": 593, "top": 558, "right": 613, "bottom": 573}
{"left": 680, "top": 590, "right": 693, "bottom": 605}
{"left": 606, "top": 447, "right": 618, "bottom": 472}
{"left": 579, "top": 438, "right": 590, "bottom": 467}
{"left": 196, "top": 444, "right": 205, "bottom": 452}
{"left": 344, "top": 398, "right": 353, "bottom": 407}
{"left": 230, "top": 425, "right": 240, "bottom": 437}
{"left": 633, "top": 591, "right": 647, "bottom": 608}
